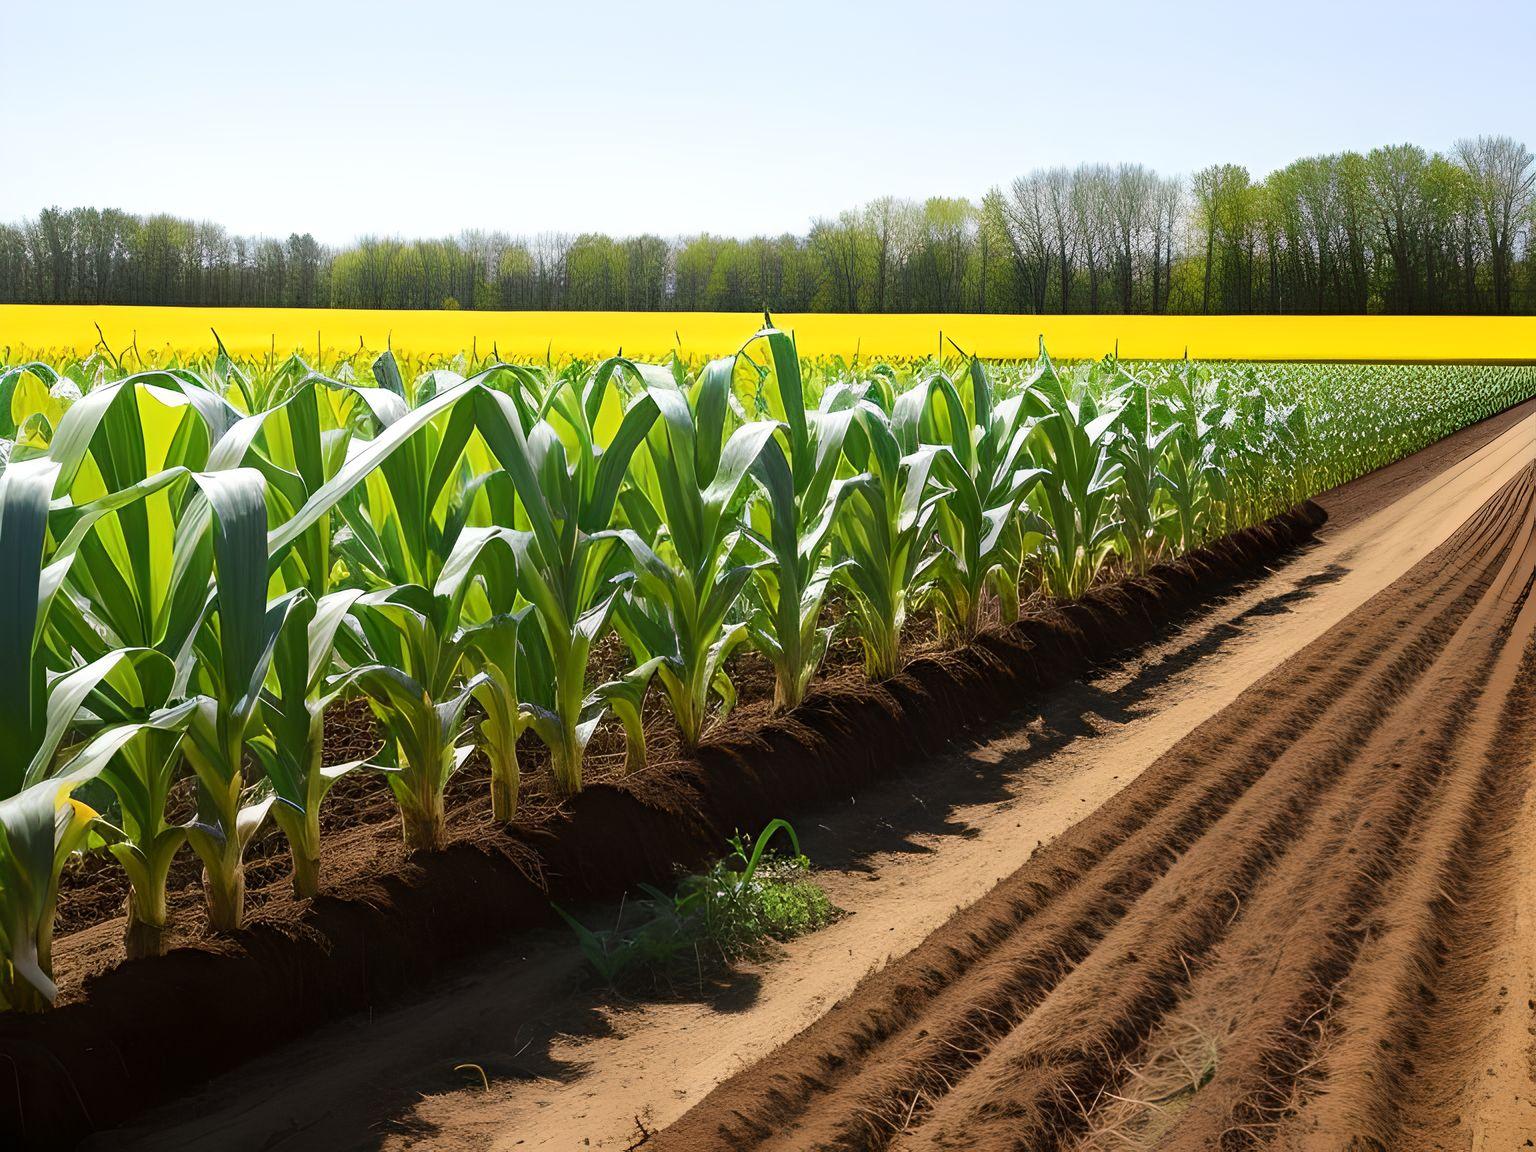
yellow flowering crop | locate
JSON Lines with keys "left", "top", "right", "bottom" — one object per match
{"left": 1, "top": 305, "right": 1533, "bottom": 363}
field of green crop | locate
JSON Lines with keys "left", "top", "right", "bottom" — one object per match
{"left": 0, "top": 323, "right": 1532, "bottom": 1011}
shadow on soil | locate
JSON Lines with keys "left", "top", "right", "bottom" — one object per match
{"left": 789, "top": 551, "right": 1346, "bottom": 879}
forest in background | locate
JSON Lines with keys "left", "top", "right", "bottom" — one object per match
{"left": 4, "top": 136, "right": 1533, "bottom": 316}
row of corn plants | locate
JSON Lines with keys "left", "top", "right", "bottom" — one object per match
{"left": 0, "top": 323, "right": 1532, "bottom": 1010}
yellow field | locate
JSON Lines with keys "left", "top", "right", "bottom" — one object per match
{"left": 3, "top": 305, "right": 1535, "bottom": 363}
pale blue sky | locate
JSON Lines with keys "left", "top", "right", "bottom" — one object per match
{"left": 7, "top": 0, "right": 1532, "bottom": 243}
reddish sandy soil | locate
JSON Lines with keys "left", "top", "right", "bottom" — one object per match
{"left": 76, "top": 396, "right": 1536, "bottom": 1152}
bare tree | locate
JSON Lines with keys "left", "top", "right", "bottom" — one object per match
{"left": 996, "top": 173, "right": 1053, "bottom": 312}
{"left": 1041, "top": 168, "right": 1077, "bottom": 311}
{"left": 1367, "top": 145, "right": 1431, "bottom": 311}
{"left": 1071, "top": 166, "right": 1112, "bottom": 311}
{"left": 1108, "top": 164, "right": 1155, "bottom": 311}
{"left": 1151, "top": 176, "right": 1181, "bottom": 312}
{"left": 863, "top": 197, "right": 917, "bottom": 313}
{"left": 1455, "top": 135, "right": 1535, "bottom": 312}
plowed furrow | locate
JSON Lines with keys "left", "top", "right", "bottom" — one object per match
{"left": 893, "top": 493, "right": 1526, "bottom": 1152}
{"left": 1141, "top": 521, "right": 1536, "bottom": 1151}
{"left": 1262, "top": 551, "right": 1536, "bottom": 1150}
{"left": 652, "top": 467, "right": 1536, "bottom": 1152}
{"left": 654, "top": 463, "right": 1536, "bottom": 1148}
{"left": 730, "top": 497, "right": 1515, "bottom": 1152}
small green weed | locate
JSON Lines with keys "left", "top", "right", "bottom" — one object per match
{"left": 556, "top": 819, "right": 837, "bottom": 991}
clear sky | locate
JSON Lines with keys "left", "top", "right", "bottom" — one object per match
{"left": 7, "top": 0, "right": 1532, "bottom": 244}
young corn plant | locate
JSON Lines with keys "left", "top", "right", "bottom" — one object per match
{"left": 902, "top": 361, "right": 1045, "bottom": 640}
{"left": 339, "top": 588, "right": 477, "bottom": 852}
{"left": 46, "top": 372, "right": 242, "bottom": 491}
{"left": 0, "top": 459, "right": 194, "bottom": 985}
{"left": 49, "top": 385, "right": 277, "bottom": 932}
{"left": 741, "top": 328, "right": 857, "bottom": 711}
{"left": 610, "top": 357, "right": 779, "bottom": 746}
{"left": 0, "top": 647, "right": 191, "bottom": 978}
{"left": 434, "top": 524, "right": 527, "bottom": 820}
{"left": 1, "top": 455, "right": 215, "bottom": 960}
{"left": 207, "top": 370, "right": 408, "bottom": 596}
{"left": 1154, "top": 360, "right": 1223, "bottom": 554}
{"left": 249, "top": 588, "right": 368, "bottom": 896}
{"left": 460, "top": 605, "right": 530, "bottom": 822}
{"left": 176, "top": 469, "right": 284, "bottom": 932}
{"left": 0, "top": 360, "right": 80, "bottom": 460}
{"left": 835, "top": 396, "right": 950, "bottom": 680}
{"left": 1024, "top": 355, "right": 1127, "bottom": 600}
{"left": 470, "top": 361, "right": 661, "bottom": 793}
{"left": 77, "top": 660, "right": 198, "bottom": 959}
{"left": 337, "top": 526, "right": 519, "bottom": 850}
{"left": 1213, "top": 374, "right": 1309, "bottom": 528}
{"left": 257, "top": 368, "right": 538, "bottom": 823}
{"left": 42, "top": 465, "right": 277, "bottom": 934}
{"left": 0, "top": 778, "right": 98, "bottom": 1011}
{"left": 1108, "top": 366, "right": 1174, "bottom": 576}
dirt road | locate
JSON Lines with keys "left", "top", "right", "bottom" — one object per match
{"left": 92, "top": 399, "right": 1536, "bottom": 1151}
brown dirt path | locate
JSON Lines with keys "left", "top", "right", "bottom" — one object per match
{"left": 88, "top": 400, "right": 1536, "bottom": 1152}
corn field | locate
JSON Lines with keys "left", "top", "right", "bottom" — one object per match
{"left": 0, "top": 320, "right": 1531, "bottom": 1012}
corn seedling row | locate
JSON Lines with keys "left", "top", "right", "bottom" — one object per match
{"left": 0, "top": 321, "right": 1530, "bottom": 1010}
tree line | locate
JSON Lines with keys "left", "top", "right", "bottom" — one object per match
{"left": 3, "top": 136, "right": 1533, "bottom": 315}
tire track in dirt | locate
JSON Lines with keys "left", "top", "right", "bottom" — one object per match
{"left": 652, "top": 467, "right": 1536, "bottom": 1151}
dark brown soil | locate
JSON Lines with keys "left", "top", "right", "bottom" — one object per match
{"left": 0, "top": 503, "right": 1323, "bottom": 1151}
{"left": 647, "top": 468, "right": 1536, "bottom": 1152}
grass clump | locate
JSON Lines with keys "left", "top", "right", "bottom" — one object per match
{"left": 557, "top": 819, "right": 837, "bottom": 990}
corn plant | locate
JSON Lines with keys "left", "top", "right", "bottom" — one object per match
{"left": 741, "top": 328, "right": 857, "bottom": 710}
{"left": 903, "top": 361, "right": 1045, "bottom": 639}
{"left": 835, "top": 396, "right": 950, "bottom": 679}
{"left": 176, "top": 469, "right": 281, "bottom": 931}
{"left": 0, "top": 454, "right": 195, "bottom": 987}
{"left": 340, "top": 588, "right": 476, "bottom": 851}
{"left": 611, "top": 357, "right": 778, "bottom": 745}
{"left": 39, "top": 458, "right": 276, "bottom": 933}
{"left": 48, "top": 383, "right": 273, "bottom": 931}
{"left": 471, "top": 362, "right": 661, "bottom": 793}
{"left": 1024, "top": 357, "right": 1127, "bottom": 600}
{"left": 337, "top": 525, "right": 519, "bottom": 850}
{"left": 433, "top": 525, "right": 524, "bottom": 818}
{"left": 208, "top": 371, "right": 408, "bottom": 596}
{"left": 0, "top": 460, "right": 201, "bottom": 960}
{"left": 1153, "top": 360, "right": 1224, "bottom": 554}
{"left": 0, "top": 361, "right": 79, "bottom": 460}
{"left": 76, "top": 663, "right": 197, "bottom": 959}
{"left": 461, "top": 605, "right": 530, "bottom": 822}
{"left": 249, "top": 588, "right": 368, "bottom": 896}
{"left": 261, "top": 370, "right": 532, "bottom": 822}
{"left": 1108, "top": 366, "right": 1174, "bottom": 575}
{"left": 0, "top": 777, "right": 97, "bottom": 1011}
